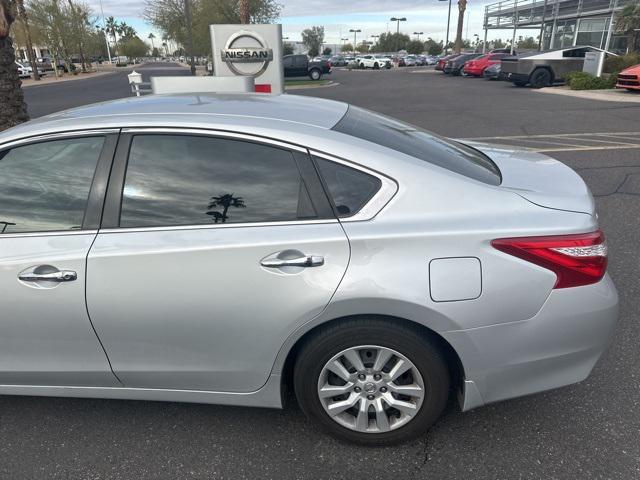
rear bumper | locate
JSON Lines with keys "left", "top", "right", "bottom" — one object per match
{"left": 443, "top": 274, "right": 618, "bottom": 410}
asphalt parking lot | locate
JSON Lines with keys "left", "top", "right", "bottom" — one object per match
{"left": 4, "top": 63, "right": 640, "bottom": 479}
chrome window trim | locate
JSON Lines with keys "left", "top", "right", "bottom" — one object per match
{"left": 120, "top": 127, "right": 310, "bottom": 154}
{"left": 99, "top": 219, "right": 339, "bottom": 235}
{"left": 0, "top": 230, "right": 98, "bottom": 239}
{"left": 0, "top": 129, "right": 120, "bottom": 150}
{"left": 309, "top": 149, "right": 399, "bottom": 222}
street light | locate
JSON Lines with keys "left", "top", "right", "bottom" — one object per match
{"left": 349, "top": 29, "right": 361, "bottom": 53}
{"left": 414, "top": 31, "right": 424, "bottom": 40}
{"left": 390, "top": 17, "right": 407, "bottom": 52}
{"left": 438, "top": 0, "right": 452, "bottom": 54}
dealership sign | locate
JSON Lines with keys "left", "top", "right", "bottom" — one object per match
{"left": 211, "top": 25, "right": 284, "bottom": 94}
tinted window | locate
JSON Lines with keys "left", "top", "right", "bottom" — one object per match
{"left": 294, "top": 55, "right": 307, "bottom": 67}
{"left": 121, "top": 135, "right": 320, "bottom": 227}
{"left": 332, "top": 106, "right": 501, "bottom": 185}
{"left": 283, "top": 56, "right": 293, "bottom": 68}
{"left": 0, "top": 136, "right": 104, "bottom": 234}
{"left": 315, "top": 158, "right": 381, "bottom": 217}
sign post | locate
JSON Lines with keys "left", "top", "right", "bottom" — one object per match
{"left": 210, "top": 24, "right": 284, "bottom": 94}
{"left": 583, "top": 51, "right": 605, "bottom": 77}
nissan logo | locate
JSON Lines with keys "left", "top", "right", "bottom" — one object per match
{"left": 221, "top": 30, "right": 273, "bottom": 77}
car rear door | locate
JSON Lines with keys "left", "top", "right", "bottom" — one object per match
{"left": 0, "top": 132, "right": 120, "bottom": 387}
{"left": 86, "top": 130, "right": 350, "bottom": 393}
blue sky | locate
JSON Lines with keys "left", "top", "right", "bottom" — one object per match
{"left": 89, "top": 0, "right": 525, "bottom": 47}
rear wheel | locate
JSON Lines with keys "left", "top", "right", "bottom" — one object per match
{"left": 529, "top": 68, "right": 552, "bottom": 88}
{"left": 309, "top": 68, "right": 321, "bottom": 80}
{"left": 373, "top": 62, "right": 379, "bottom": 69}
{"left": 294, "top": 318, "right": 450, "bottom": 445}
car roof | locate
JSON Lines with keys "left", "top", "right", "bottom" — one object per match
{"left": 0, "top": 93, "right": 351, "bottom": 143}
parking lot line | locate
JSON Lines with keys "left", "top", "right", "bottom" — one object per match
{"left": 459, "top": 131, "right": 640, "bottom": 152}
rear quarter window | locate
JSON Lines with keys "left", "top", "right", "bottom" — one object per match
{"left": 332, "top": 106, "right": 501, "bottom": 185}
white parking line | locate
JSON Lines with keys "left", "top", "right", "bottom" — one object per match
{"left": 459, "top": 131, "right": 640, "bottom": 152}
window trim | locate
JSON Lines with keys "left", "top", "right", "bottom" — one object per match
{"left": 0, "top": 129, "right": 119, "bottom": 237}
{"left": 102, "top": 128, "right": 337, "bottom": 230}
{"left": 309, "top": 149, "right": 398, "bottom": 222}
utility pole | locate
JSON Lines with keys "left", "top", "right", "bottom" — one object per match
{"left": 184, "top": 0, "right": 196, "bottom": 75}
{"left": 439, "top": 0, "right": 453, "bottom": 53}
{"left": 390, "top": 17, "right": 407, "bottom": 52}
{"left": 98, "top": 0, "right": 112, "bottom": 63}
{"left": 349, "top": 29, "right": 361, "bottom": 53}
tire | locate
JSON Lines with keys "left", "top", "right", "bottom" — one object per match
{"left": 309, "top": 69, "right": 321, "bottom": 81}
{"left": 293, "top": 318, "right": 450, "bottom": 446}
{"left": 529, "top": 68, "right": 552, "bottom": 88}
{"left": 373, "top": 62, "right": 379, "bottom": 69}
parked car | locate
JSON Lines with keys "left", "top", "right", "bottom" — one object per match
{"left": 15, "top": 60, "right": 44, "bottom": 78}
{"left": 357, "top": 55, "right": 392, "bottom": 69}
{"left": 463, "top": 53, "right": 510, "bottom": 77}
{"left": 501, "top": 46, "right": 611, "bottom": 88}
{"left": 330, "top": 55, "right": 347, "bottom": 67}
{"left": 394, "top": 56, "right": 406, "bottom": 67}
{"left": 436, "top": 54, "right": 460, "bottom": 71}
{"left": 425, "top": 55, "right": 438, "bottom": 65}
{"left": 283, "top": 54, "right": 331, "bottom": 80}
{"left": 444, "top": 53, "right": 483, "bottom": 75}
{"left": 483, "top": 62, "right": 503, "bottom": 80}
{"left": 616, "top": 64, "right": 640, "bottom": 91}
{"left": 0, "top": 93, "right": 617, "bottom": 445}
{"left": 404, "top": 55, "right": 418, "bottom": 66}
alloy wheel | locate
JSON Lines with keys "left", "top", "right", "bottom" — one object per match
{"left": 317, "top": 345, "right": 425, "bottom": 433}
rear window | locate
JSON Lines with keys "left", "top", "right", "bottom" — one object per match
{"left": 332, "top": 106, "right": 501, "bottom": 185}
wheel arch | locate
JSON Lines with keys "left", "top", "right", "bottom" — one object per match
{"left": 279, "top": 313, "right": 466, "bottom": 406}
{"left": 530, "top": 66, "right": 554, "bottom": 83}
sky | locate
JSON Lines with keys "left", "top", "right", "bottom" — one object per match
{"left": 88, "top": 0, "right": 529, "bottom": 48}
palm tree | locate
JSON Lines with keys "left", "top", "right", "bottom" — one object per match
{"left": 207, "top": 194, "right": 246, "bottom": 223}
{"left": 0, "top": 0, "right": 29, "bottom": 131}
{"left": 16, "top": 0, "right": 39, "bottom": 80}
{"left": 105, "top": 16, "right": 118, "bottom": 55}
{"left": 148, "top": 32, "right": 155, "bottom": 51}
{"left": 615, "top": 2, "right": 640, "bottom": 53}
{"left": 453, "top": 0, "right": 467, "bottom": 54}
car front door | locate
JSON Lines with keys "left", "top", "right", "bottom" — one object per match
{"left": 86, "top": 131, "right": 350, "bottom": 392}
{"left": 293, "top": 55, "right": 308, "bottom": 76}
{"left": 0, "top": 132, "right": 120, "bottom": 387}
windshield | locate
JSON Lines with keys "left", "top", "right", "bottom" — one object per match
{"left": 332, "top": 106, "right": 501, "bottom": 185}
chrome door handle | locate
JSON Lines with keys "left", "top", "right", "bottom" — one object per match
{"left": 19, "top": 270, "right": 77, "bottom": 282}
{"left": 261, "top": 255, "right": 325, "bottom": 268}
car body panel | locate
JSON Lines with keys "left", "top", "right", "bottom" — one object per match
{"left": 87, "top": 221, "right": 350, "bottom": 392}
{"left": 0, "top": 232, "right": 119, "bottom": 387}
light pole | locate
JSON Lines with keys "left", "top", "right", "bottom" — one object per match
{"left": 390, "top": 17, "right": 407, "bottom": 52}
{"left": 340, "top": 37, "right": 349, "bottom": 54}
{"left": 438, "top": 0, "right": 452, "bottom": 54}
{"left": 413, "top": 31, "right": 423, "bottom": 40}
{"left": 349, "top": 29, "right": 361, "bottom": 53}
{"left": 98, "top": 0, "right": 112, "bottom": 63}
{"left": 370, "top": 34, "right": 380, "bottom": 50}
{"left": 473, "top": 33, "right": 479, "bottom": 51}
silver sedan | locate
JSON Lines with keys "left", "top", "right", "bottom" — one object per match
{"left": 0, "top": 93, "right": 617, "bottom": 445}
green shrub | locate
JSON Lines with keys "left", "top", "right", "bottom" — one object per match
{"left": 116, "top": 63, "right": 128, "bottom": 67}
{"left": 603, "top": 53, "right": 640, "bottom": 74}
{"left": 563, "top": 71, "right": 617, "bottom": 90}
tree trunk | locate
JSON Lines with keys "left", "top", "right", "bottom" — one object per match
{"left": 17, "top": 0, "right": 39, "bottom": 80}
{"left": 67, "top": 0, "right": 87, "bottom": 72}
{"left": 0, "top": 36, "right": 30, "bottom": 131}
{"left": 454, "top": 0, "right": 467, "bottom": 54}
{"left": 239, "top": 0, "right": 250, "bottom": 23}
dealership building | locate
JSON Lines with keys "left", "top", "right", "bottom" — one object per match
{"left": 483, "top": 0, "right": 637, "bottom": 53}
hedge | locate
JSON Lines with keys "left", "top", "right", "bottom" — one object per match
{"left": 563, "top": 71, "right": 618, "bottom": 90}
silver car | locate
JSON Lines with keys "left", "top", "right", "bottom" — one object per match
{"left": 0, "top": 94, "right": 617, "bottom": 445}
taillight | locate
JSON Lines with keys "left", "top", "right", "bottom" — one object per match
{"left": 491, "top": 230, "right": 607, "bottom": 289}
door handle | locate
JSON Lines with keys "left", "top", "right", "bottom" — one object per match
{"left": 19, "top": 270, "right": 77, "bottom": 282}
{"left": 261, "top": 255, "right": 325, "bottom": 268}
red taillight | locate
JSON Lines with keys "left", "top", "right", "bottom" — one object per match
{"left": 491, "top": 230, "right": 607, "bottom": 289}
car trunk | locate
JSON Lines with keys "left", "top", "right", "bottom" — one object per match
{"left": 466, "top": 143, "right": 595, "bottom": 215}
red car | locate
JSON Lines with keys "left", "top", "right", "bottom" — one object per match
{"left": 616, "top": 64, "right": 640, "bottom": 91}
{"left": 463, "top": 53, "right": 510, "bottom": 77}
